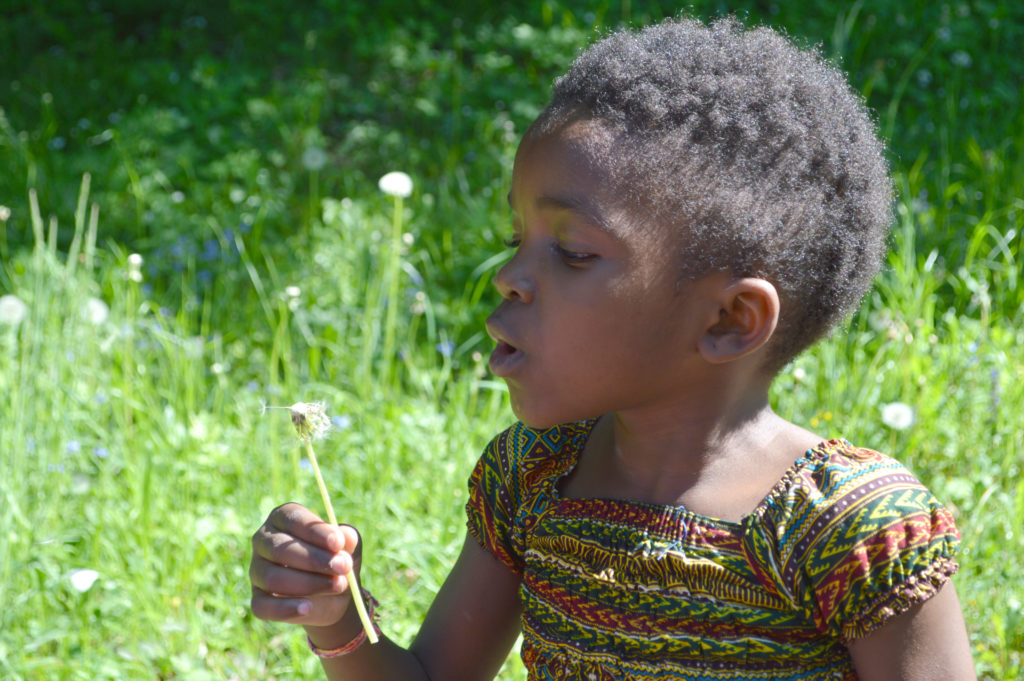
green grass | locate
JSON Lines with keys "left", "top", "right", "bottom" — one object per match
{"left": 1, "top": 2, "right": 1022, "bottom": 679}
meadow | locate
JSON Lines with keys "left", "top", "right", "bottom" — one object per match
{"left": 0, "top": 1, "right": 1021, "bottom": 679}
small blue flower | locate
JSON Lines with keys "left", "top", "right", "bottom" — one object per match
{"left": 436, "top": 340, "right": 456, "bottom": 357}
{"left": 201, "top": 238, "right": 220, "bottom": 261}
{"left": 93, "top": 446, "right": 109, "bottom": 459}
{"left": 299, "top": 458, "right": 313, "bottom": 472}
{"left": 67, "top": 440, "right": 82, "bottom": 454}
{"left": 332, "top": 415, "right": 352, "bottom": 430}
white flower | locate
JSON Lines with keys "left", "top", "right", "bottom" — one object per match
{"left": 378, "top": 171, "right": 413, "bottom": 198}
{"left": 69, "top": 568, "right": 100, "bottom": 592}
{"left": 0, "top": 205, "right": 10, "bottom": 221}
{"left": 84, "top": 297, "right": 109, "bottom": 325}
{"left": 0, "top": 294, "right": 28, "bottom": 325}
{"left": 284, "top": 285, "right": 301, "bottom": 298}
{"left": 881, "top": 402, "right": 915, "bottom": 430}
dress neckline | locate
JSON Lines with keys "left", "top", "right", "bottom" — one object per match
{"left": 545, "top": 417, "right": 843, "bottom": 529}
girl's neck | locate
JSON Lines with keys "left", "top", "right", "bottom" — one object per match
{"left": 571, "top": 390, "right": 822, "bottom": 519}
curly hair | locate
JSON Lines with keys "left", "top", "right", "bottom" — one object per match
{"left": 529, "top": 16, "right": 893, "bottom": 372}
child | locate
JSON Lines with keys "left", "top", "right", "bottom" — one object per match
{"left": 249, "top": 16, "right": 976, "bottom": 681}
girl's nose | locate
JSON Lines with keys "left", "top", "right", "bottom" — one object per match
{"left": 493, "top": 252, "right": 535, "bottom": 303}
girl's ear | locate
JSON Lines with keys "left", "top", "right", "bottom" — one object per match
{"left": 697, "top": 278, "right": 780, "bottom": 364}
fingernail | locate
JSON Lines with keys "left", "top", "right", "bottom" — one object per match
{"left": 329, "top": 554, "right": 347, "bottom": 574}
{"left": 297, "top": 600, "right": 311, "bottom": 616}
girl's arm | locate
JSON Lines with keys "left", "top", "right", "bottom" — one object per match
{"left": 847, "top": 582, "right": 976, "bottom": 681}
{"left": 251, "top": 503, "right": 522, "bottom": 681}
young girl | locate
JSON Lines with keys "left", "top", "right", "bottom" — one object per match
{"left": 249, "top": 17, "right": 975, "bottom": 681}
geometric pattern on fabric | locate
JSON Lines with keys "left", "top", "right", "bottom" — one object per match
{"left": 466, "top": 420, "right": 960, "bottom": 681}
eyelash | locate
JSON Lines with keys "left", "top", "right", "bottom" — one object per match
{"left": 503, "top": 237, "right": 595, "bottom": 265}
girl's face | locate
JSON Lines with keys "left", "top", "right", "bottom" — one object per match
{"left": 486, "top": 122, "right": 721, "bottom": 429}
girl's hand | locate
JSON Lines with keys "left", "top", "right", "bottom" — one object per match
{"left": 249, "top": 502, "right": 361, "bottom": 628}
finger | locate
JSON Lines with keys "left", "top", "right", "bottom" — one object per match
{"left": 252, "top": 521, "right": 352, "bottom": 577}
{"left": 249, "top": 554, "right": 347, "bottom": 597}
{"left": 268, "top": 503, "right": 349, "bottom": 553}
{"left": 250, "top": 585, "right": 347, "bottom": 626}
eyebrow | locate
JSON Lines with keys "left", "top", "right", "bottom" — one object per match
{"left": 507, "top": 192, "right": 614, "bottom": 233}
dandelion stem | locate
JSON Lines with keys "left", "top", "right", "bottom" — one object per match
{"left": 303, "top": 439, "right": 379, "bottom": 644}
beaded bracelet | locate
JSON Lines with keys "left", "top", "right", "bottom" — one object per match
{"left": 307, "top": 589, "right": 382, "bottom": 659}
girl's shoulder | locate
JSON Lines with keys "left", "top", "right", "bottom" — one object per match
{"left": 748, "top": 439, "right": 960, "bottom": 641}
{"left": 754, "top": 438, "right": 956, "bottom": 538}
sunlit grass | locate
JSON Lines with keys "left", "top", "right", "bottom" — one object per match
{"left": 1, "top": 2, "right": 1022, "bottom": 680}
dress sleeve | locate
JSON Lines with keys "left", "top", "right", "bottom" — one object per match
{"left": 796, "top": 446, "right": 960, "bottom": 643}
{"left": 466, "top": 424, "right": 525, "bottom": 574}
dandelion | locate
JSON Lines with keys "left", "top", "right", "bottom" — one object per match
{"left": 127, "top": 253, "right": 144, "bottom": 283}
{"left": 84, "top": 297, "right": 109, "bottom": 325}
{"left": 378, "top": 171, "right": 413, "bottom": 198}
{"left": 265, "top": 401, "right": 378, "bottom": 644}
{"left": 950, "top": 50, "right": 972, "bottom": 68}
{"left": 881, "top": 402, "right": 915, "bottom": 430}
{"left": 0, "top": 294, "right": 28, "bottom": 326}
{"left": 69, "top": 568, "right": 100, "bottom": 593}
{"left": 302, "top": 147, "right": 328, "bottom": 172}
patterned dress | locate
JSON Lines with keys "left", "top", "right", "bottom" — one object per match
{"left": 466, "top": 420, "right": 960, "bottom": 681}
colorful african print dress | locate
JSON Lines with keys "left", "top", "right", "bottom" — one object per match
{"left": 466, "top": 420, "right": 960, "bottom": 681}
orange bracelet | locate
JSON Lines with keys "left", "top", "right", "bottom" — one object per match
{"left": 307, "top": 590, "right": 381, "bottom": 659}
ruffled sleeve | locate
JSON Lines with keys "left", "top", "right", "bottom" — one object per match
{"left": 787, "top": 442, "right": 960, "bottom": 643}
{"left": 466, "top": 423, "right": 527, "bottom": 574}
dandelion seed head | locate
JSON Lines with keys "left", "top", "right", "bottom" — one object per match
{"left": 378, "top": 171, "right": 413, "bottom": 198}
{"left": 881, "top": 402, "right": 915, "bottom": 430}
{"left": 84, "top": 297, "right": 109, "bottom": 325}
{"left": 302, "top": 147, "right": 328, "bottom": 172}
{"left": 288, "top": 401, "right": 331, "bottom": 441}
{"left": 0, "top": 294, "right": 28, "bottom": 326}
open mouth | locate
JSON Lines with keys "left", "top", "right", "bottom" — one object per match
{"left": 489, "top": 339, "right": 524, "bottom": 376}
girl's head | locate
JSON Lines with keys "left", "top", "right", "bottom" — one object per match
{"left": 526, "top": 17, "right": 893, "bottom": 374}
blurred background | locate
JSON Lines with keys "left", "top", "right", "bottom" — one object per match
{"left": 1, "top": 1, "right": 1021, "bottom": 679}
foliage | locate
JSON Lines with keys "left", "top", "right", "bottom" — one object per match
{"left": 0, "top": 1, "right": 1021, "bottom": 679}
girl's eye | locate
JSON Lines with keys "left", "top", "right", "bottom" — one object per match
{"left": 503, "top": 237, "right": 521, "bottom": 249}
{"left": 555, "top": 244, "right": 596, "bottom": 265}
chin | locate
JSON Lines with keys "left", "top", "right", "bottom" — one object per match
{"left": 510, "top": 394, "right": 599, "bottom": 431}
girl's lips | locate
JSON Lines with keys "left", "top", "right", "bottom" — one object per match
{"left": 488, "top": 340, "right": 524, "bottom": 377}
